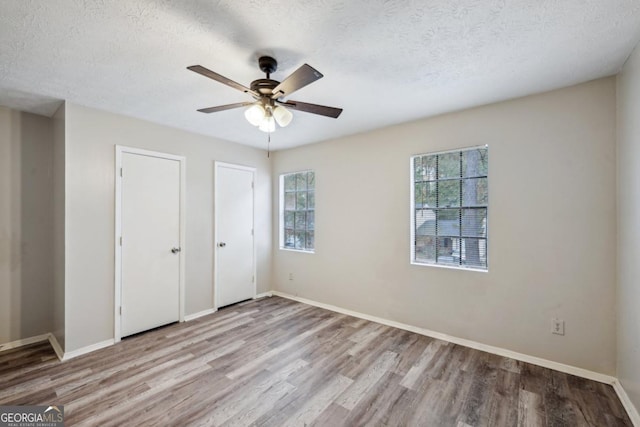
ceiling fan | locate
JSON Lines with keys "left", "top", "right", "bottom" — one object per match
{"left": 187, "top": 56, "right": 343, "bottom": 133}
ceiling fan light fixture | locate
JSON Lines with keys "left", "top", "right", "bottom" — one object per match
{"left": 273, "top": 105, "right": 293, "bottom": 127}
{"left": 244, "top": 103, "right": 266, "bottom": 126}
{"left": 258, "top": 115, "right": 276, "bottom": 133}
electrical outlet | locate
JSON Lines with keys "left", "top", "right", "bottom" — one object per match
{"left": 288, "top": 273, "right": 294, "bottom": 281}
{"left": 552, "top": 318, "right": 565, "bottom": 335}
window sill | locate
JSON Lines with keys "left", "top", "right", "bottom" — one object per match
{"left": 410, "top": 261, "right": 488, "bottom": 273}
{"left": 280, "top": 247, "right": 315, "bottom": 254}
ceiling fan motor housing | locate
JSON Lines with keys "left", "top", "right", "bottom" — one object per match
{"left": 250, "top": 78, "right": 280, "bottom": 97}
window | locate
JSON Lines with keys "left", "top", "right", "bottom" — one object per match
{"left": 411, "top": 146, "right": 488, "bottom": 270}
{"left": 280, "top": 170, "right": 315, "bottom": 252}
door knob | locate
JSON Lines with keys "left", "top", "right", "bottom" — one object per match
{"left": 171, "top": 247, "right": 181, "bottom": 254}
{"left": 218, "top": 242, "right": 226, "bottom": 248}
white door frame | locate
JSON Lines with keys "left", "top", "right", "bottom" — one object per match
{"left": 214, "top": 161, "right": 257, "bottom": 309}
{"left": 114, "top": 145, "right": 186, "bottom": 342}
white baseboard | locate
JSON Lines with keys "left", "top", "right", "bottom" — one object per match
{"left": 0, "top": 334, "right": 50, "bottom": 352}
{"left": 185, "top": 295, "right": 271, "bottom": 321}
{"left": 0, "top": 333, "right": 66, "bottom": 363}
{"left": 47, "top": 333, "right": 64, "bottom": 361}
{"left": 184, "top": 308, "right": 217, "bottom": 321}
{"left": 613, "top": 379, "right": 640, "bottom": 426}
{"left": 62, "top": 339, "right": 114, "bottom": 361}
{"left": 271, "top": 291, "right": 616, "bottom": 385}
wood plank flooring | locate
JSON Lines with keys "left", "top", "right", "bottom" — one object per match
{"left": 0, "top": 296, "right": 632, "bottom": 426}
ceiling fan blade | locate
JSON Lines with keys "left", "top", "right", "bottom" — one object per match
{"left": 271, "top": 64, "right": 323, "bottom": 99}
{"left": 187, "top": 65, "right": 259, "bottom": 97}
{"left": 279, "top": 100, "right": 343, "bottom": 118}
{"left": 197, "top": 102, "right": 253, "bottom": 114}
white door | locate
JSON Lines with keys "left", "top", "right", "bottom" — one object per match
{"left": 120, "top": 152, "right": 181, "bottom": 337}
{"left": 215, "top": 163, "right": 255, "bottom": 307}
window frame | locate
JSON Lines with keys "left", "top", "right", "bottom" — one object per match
{"left": 279, "top": 169, "right": 315, "bottom": 253}
{"left": 410, "top": 145, "right": 489, "bottom": 272}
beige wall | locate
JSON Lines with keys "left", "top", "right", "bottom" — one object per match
{"left": 0, "top": 107, "right": 54, "bottom": 344}
{"left": 52, "top": 103, "right": 66, "bottom": 350}
{"left": 617, "top": 43, "right": 640, "bottom": 412}
{"left": 272, "top": 78, "right": 617, "bottom": 374}
{"left": 63, "top": 103, "right": 272, "bottom": 351}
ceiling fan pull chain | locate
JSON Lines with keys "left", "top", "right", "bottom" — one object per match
{"left": 267, "top": 132, "right": 271, "bottom": 158}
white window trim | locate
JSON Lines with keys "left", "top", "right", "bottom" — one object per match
{"left": 409, "top": 145, "right": 489, "bottom": 272}
{"left": 279, "top": 169, "right": 315, "bottom": 253}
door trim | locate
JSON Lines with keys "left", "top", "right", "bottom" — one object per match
{"left": 114, "top": 146, "right": 186, "bottom": 343}
{"left": 214, "top": 161, "right": 257, "bottom": 309}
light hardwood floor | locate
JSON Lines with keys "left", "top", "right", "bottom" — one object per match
{"left": 0, "top": 296, "right": 632, "bottom": 426}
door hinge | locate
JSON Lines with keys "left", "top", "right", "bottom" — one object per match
{"left": 119, "top": 306, "right": 122, "bottom": 315}
{"left": 251, "top": 181, "right": 254, "bottom": 189}
{"left": 119, "top": 236, "right": 123, "bottom": 246}
{"left": 120, "top": 167, "right": 123, "bottom": 177}
{"left": 251, "top": 228, "right": 254, "bottom": 236}
{"left": 252, "top": 275, "right": 255, "bottom": 283}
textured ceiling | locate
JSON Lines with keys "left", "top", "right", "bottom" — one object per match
{"left": 1, "top": 1, "right": 639, "bottom": 150}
